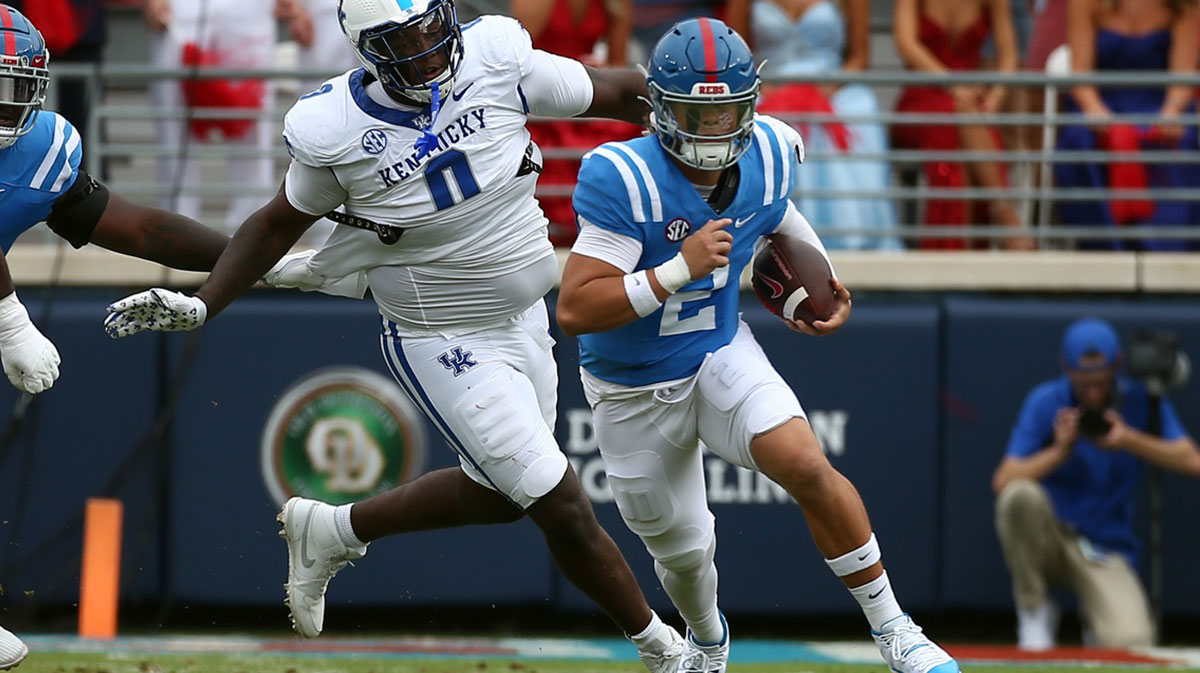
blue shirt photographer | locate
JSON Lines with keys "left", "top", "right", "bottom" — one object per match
{"left": 1005, "top": 375, "right": 1185, "bottom": 565}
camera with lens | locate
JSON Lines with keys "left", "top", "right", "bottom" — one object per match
{"left": 1077, "top": 408, "right": 1112, "bottom": 439}
{"left": 1127, "top": 330, "right": 1191, "bottom": 393}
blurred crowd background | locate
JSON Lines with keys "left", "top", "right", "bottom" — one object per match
{"left": 13, "top": 0, "right": 1200, "bottom": 253}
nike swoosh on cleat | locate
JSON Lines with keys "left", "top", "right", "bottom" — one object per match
{"left": 451, "top": 82, "right": 475, "bottom": 101}
{"left": 299, "top": 505, "right": 318, "bottom": 568}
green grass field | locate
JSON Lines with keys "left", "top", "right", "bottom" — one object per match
{"left": 12, "top": 653, "right": 1200, "bottom": 673}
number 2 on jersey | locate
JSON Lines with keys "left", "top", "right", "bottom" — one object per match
{"left": 424, "top": 149, "right": 480, "bottom": 210}
{"left": 659, "top": 266, "right": 730, "bottom": 336}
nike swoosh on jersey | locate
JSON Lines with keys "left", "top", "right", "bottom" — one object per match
{"left": 451, "top": 82, "right": 475, "bottom": 102}
{"left": 735, "top": 213, "right": 756, "bottom": 228}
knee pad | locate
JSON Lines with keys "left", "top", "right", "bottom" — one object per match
{"left": 655, "top": 533, "right": 716, "bottom": 576}
{"left": 608, "top": 469, "right": 677, "bottom": 538}
{"left": 452, "top": 368, "right": 566, "bottom": 505}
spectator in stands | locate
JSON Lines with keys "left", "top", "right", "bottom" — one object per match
{"left": 143, "top": 0, "right": 312, "bottom": 234}
{"left": 630, "top": 0, "right": 748, "bottom": 62}
{"left": 9, "top": 0, "right": 106, "bottom": 173}
{"left": 298, "top": 0, "right": 355, "bottom": 90}
{"left": 754, "top": 0, "right": 900, "bottom": 251}
{"left": 1027, "top": 0, "right": 1068, "bottom": 71}
{"left": 893, "top": 0, "right": 1035, "bottom": 250}
{"left": 1054, "top": 0, "right": 1199, "bottom": 251}
{"left": 511, "top": 0, "right": 642, "bottom": 246}
{"left": 992, "top": 318, "right": 1200, "bottom": 650}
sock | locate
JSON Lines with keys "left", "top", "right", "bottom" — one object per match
{"left": 334, "top": 504, "right": 367, "bottom": 548}
{"left": 848, "top": 571, "right": 903, "bottom": 632}
{"left": 629, "top": 611, "right": 671, "bottom": 654}
{"left": 688, "top": 611, "right": 726, "bottom": 647}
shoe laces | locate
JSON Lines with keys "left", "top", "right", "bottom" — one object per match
{"left": 880, "top": 622, "right": 948, "bottom": 670}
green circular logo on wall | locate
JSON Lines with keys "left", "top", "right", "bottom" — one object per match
{"left": 261, "top": 367, "right": 426, "bottom": 507}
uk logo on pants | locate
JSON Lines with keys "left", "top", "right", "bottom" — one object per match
{"left": 438, "top": 346, "right": 478, "bottom": 376}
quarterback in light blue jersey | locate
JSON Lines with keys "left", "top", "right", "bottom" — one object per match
{"left": 559, "top": 18, "right": 960, "bottom": 673}
{"left": 0, "top": 4, "right": 228, "bottom": 399}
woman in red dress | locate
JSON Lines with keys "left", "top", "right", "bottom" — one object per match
{"left": 511, "top": 0, "right": 641, "bottom": 247}
{"left": 893, "top": 0, "right": 1034, "bottom": 250}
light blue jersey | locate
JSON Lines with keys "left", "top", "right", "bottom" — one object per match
{"left": 574, "top": 116, "right": 802, "bottom": 386}
{"left": 0, "top": 111, "right": 82, "bottom": 252}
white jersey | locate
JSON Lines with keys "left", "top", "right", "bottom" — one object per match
{"left": 282, "top": 16, "right": 592, "bottom": 337}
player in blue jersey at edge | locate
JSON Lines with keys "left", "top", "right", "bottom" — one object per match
{"left": 558, "top": 19, "right": 960, "bottom": 673}
{"left": 0, "top": 4, "right": 229, "bottom": 396}
{"left": 0, "top": 7, "right": 230, "bottom": 665}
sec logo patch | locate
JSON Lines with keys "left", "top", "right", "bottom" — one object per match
{"left": 665, "top": 218, "right": 691, "bottom": 242}
{"left": 361, "top": 129, "right": 388, "bottom": 155}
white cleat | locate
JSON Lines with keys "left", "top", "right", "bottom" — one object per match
{"left": 681, "top": 614, "right": 730, "bottom": 673}
{"left": 636, "top": 624, "right": 686, "bottom": 673}
{"left": 0, "top": 625, "right": 28, "bottom": 670}
{"left": 872, "top": 614, "right": 960, "bottom": 673}
{"left": 277, "top": 497, "right": 367, "bottom": 638}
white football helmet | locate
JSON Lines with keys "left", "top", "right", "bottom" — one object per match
{"left": 338, "top": 0, "right": 463, "bottom": 104}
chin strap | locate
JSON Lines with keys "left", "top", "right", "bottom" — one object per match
{"left": 413, "top": 81, "right": 442, "bottom": 160}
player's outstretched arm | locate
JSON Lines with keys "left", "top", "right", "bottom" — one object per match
{"left": 103, "top": 186, "right": 320, "bottom": 339}
{"left": 88, "top": 193, "right": 229, "bottom": 271}
{"left": 45, "top": 171, "right": 229, "bottom": 271}
{"left": 582, "top": 65, "right": 649, "bottom": 126}
{"left": 0, "top": 254, "right": 60, "bottom": 394}
{"left": 195, "top": 187, "right": 321, "bottom": 319}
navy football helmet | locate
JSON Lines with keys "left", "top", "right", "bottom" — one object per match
{"left": 0, "top": 4, "right": 50, "bottom": 150}
{"left": 339, "top": 0, "right": 464, "bottom": 104}
{"left": 644, "top": 18, "right": 759, "bottom": 170}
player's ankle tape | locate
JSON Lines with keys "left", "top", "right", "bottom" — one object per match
{"left": 825, "top": 532, "right": 880, "bottom": 577}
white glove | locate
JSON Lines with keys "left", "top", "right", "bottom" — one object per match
{"left": 264, "top": 250, "right": 368, "bottom": 299}
{"left": 104, "top": 288, "right": 207, "bottom": 339}
{"left": 0, "top": 291, "right": 61, "bottom": 394}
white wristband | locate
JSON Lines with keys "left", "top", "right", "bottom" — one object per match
{"left": 623, "top": 270, "right": 663, "bottom": 317}
{"left": 653, "top": 252, "right": 692, "bottom": 294}
{"left": 0, "top": 291, "right": 31, "bottom": 340}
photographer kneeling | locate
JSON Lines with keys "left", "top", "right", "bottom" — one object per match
{"left": 992, "top": 318, "right": 1200, "bottom": 650}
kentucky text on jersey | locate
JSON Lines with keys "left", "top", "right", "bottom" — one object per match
{"left": 377, "top": 109, "right": 488, "bottom": 187}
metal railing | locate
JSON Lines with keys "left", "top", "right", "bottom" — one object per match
{"left": 43, "top": 64, "right": 1200, "bottom": 249}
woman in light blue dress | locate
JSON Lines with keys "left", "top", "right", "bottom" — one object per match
{"left": 753, "top": 0, "right": 902, "bottom": 250}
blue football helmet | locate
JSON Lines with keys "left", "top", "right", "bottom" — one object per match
{"left": 644, "top": 18, "right": 759, "bottom": 170}
{"left": 339, "top": 0, "right": 464, "bottom": 104}
{"left": 0, "top": 4, "right": 50, "bottom": 150}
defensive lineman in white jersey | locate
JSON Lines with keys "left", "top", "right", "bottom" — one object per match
{"left": 103, "top": 1, "right": 687, "bottom": 670}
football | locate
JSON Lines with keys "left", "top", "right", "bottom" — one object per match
{"left": 751, "top": 234, "right": 836, "bottom": 326}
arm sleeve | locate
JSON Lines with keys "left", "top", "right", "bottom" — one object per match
{"left": 1158, "top": 396, "right": 1188, "bottom": 441}
{"left": 1005, "top": 387, "right": 1056, "bottom": 458}
{"left": 46, "top": 170, "right": 110, "bottom": 248}
{"left": 571, "top": 217, "right": 643, "bottom": 273}
{"left": 771, "top": 201, "right": 836, "bottom": 279}
{"left": 520, "top": 50, "right": 594, "bottom": 118}
{"left": 284, "top": 160, "right": 349, "bottom": 217}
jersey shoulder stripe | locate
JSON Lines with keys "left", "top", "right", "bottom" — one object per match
{"left": 608, "top": 142, "right": 663, "bottom": 222}
{"left": 755, "top": 114, "right": 804, "bottom": 195}
{"left": 26, "top": 113, "right": 81, "bottom": 193}
{"left": 584, "top": 144, "right": 650, "bottom": 223}
{"left": 751, "top": 123, "right": 778, "bottom": 206}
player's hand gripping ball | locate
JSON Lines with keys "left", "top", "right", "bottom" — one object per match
{"left": 751, "top": 234, "right": 836, "bottom": 327}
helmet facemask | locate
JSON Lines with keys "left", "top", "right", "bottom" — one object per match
{"left": 648, "top": 79, "right": 758, "bottom": 171}
{"left": 0, "top": 56, "right": 49, "bottom": 150}
{"left": 354, "top": 0, "right": 463, "bottom": 105}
